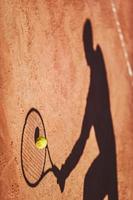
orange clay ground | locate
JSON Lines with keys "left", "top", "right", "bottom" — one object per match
{"left": 0, "top": 1, "right": 133, "bottom": 199}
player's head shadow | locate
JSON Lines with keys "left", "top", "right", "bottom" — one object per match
{"left": 83, "top": 19, "right": 94, "bottom": 66}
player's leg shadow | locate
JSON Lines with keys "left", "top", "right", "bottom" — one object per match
{"left": 57, "top": 19, "right": 118, "bottom": 200}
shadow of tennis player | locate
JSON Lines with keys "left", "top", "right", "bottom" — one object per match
{"left": 55, "top": 19, "right": 118, "bottom": 200}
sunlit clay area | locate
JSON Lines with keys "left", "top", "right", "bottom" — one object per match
{"left": 0, "top": 1, "right": 133, "bottom": 200}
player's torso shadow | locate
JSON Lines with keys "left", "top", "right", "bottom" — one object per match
{"left": 57, "top": 19, "right": 118, "bottom": 200}
{"left": 83, "top": 42, "right": 118, "bottom": 200}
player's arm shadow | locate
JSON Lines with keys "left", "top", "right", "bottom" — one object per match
{"left": 55, "top": 19, "right": 118, "bottom": 200}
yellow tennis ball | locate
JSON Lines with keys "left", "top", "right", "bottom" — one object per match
{"left": 35, "top": 136, "right": 48, "bottom": 149}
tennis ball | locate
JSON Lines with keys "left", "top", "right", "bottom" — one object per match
{"left": 35, "top": 136, "right": 48, "bottom": 149}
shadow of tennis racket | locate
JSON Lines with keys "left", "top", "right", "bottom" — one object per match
{"left": 21, "top": 108, "right": 61, "bottom": 189}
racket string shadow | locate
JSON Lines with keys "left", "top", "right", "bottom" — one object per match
{"left": 21, "top": 108, "right": 56, "bottom": 187}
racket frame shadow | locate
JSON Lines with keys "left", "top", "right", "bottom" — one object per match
{"left": 21, "top": 107, "right": 53, "bottom": 187}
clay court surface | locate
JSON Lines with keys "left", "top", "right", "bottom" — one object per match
{"left": 0, "top": 0, "right": 133, "bottom": 199}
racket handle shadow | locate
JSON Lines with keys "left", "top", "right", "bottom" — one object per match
{"left": 43, "top": 168, "right": 53, "bottom": 176}
{"left": 52, "top": 165, "right": 65, "bottom": 193}
{"left": 46, "top": 146, "right": 65, "bottom": 192}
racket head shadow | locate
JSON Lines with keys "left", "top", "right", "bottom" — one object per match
{"left": 21, "top": 108, "right": 47, "bottom": 187}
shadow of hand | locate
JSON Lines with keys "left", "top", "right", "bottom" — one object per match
{"left": 52, "top": 165, "right": 66, "bottom": 193}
